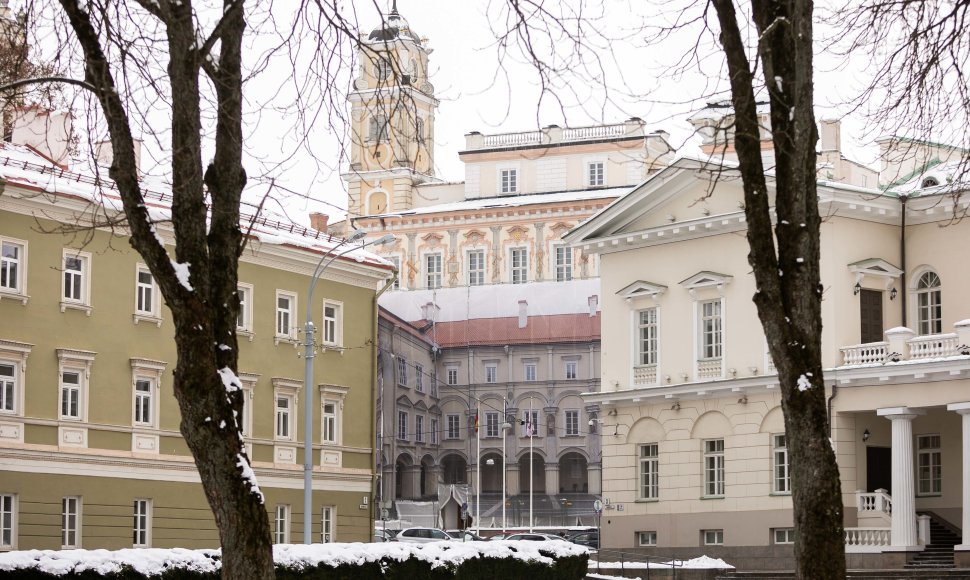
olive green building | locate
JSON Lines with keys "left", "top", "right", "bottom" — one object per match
{"left": 0, "top": 142, "right": 392, "bottom": 550}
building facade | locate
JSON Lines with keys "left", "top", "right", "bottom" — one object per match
{"left": 564, "top": 116, "right": 970, "bottom": 569}
{"left": 0, "top": 142, "right": 392, "bottom": 550}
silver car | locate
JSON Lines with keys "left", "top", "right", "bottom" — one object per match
{"left": 394, "top": 527, "right": 452, "bottom": 543}
{"left": 504, "top": 533, "right": 567, "bottom": 541}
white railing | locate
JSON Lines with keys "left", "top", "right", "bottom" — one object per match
{"left": 856, "top": 489, "right": 892, "bottom": 516}
{"left": 562, "top": 123, "right": 626, "bottom": 141}
{"left": 844, "top": 527, "right": 891, "bottom": 552}
{"left": 482, "top": 131, "right": 542, "bottom": 148}
{"left": 908, "top": 332, "right": 959, "bottom": 359}
{"left": 697, "top": 358, "right": 723, "bottom": 379}
{"left": 840, "top": 342, "right": 888, "bottom": 366}
{"left": 633, "top": 364, "right": 657, "bottom": 386}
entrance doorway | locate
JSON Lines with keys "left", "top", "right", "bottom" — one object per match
{"left": 866, "top": 446, "right": 891, "bottom": 493}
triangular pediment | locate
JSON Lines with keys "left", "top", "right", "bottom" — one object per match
{"left": 680, "top": 271, "right": 733, "bottom": 289}
{"left": 848, "top": 258, "right": 903, "bottom": 278}
{"left": 413, "top": 400, "right": 429, "bottom": 411}
{"left": 616, "top": 280, "right": 668, "bottom": 299}
{"left": 396, "top": 395, "right": 413, "bottom": 407}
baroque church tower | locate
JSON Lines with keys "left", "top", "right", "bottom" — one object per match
{"left": 344, "top": 2, "right": 438, "bottom": 217}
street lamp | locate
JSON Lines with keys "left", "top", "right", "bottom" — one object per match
{"left": 501, "top": 418, "right": 511, "bottom": 532}
{"left": 303, "top": 231, "right": 394, "bottom": 543}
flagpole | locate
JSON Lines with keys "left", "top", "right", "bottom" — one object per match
{"left": 502, "top": 398, "right": 507, "bottom": 533}
{"left": 529, "top": 397, "right": 534, "bottom": 533}
{"left": 475, "top": 402, "right": 481, "bottom": 535}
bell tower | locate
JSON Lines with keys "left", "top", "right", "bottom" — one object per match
{"left": 345, "top": 2, "right": 437, "bottom": 217}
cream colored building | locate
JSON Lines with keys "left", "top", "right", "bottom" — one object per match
{"left": 0, "top": 141, "right": 393, "bottom": 550}
{"left": 564, "top": 117, "right": 970, "bottom": 569}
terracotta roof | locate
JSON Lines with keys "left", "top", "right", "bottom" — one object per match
{"left": 424, "top": 313, "right": 600, "bottom": 348}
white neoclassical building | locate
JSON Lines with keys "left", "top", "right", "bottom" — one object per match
{"left": 564, "top": 113, "right": 970, "bottom": 570}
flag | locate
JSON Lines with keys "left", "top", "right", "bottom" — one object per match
{"left": 474, "top": 411, "right": 479, "bottom": 433}
{"left": 525, "top": 413, "right": 533, "bottom": 437}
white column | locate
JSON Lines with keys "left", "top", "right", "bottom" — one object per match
{"left": 877, "top": 406, "right": 925, "bottom": 550}
{"left": 947, "top": 402, "right": 970, "bottom": 551}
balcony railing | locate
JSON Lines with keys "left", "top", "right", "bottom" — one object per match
{"left": 482, "top": 130, "right": 542, "bottom": 148}
{"left": 857, "top": 489, "right": 892, "bottom": 516}
{"left": 840, "top": 342, "right": 889, "bottom": 366}
{"left": 633, "top": 364, "right": 657, "bottom": 386}
{"left": 465, "top": 119, "right": 646, "bottom": 151}
{"left": 562, "top": 123, "right": 626, "bottom": 141}
{"left": 697, "top": 358, "right": 723, "bottom": 379}
{"left": 909, "top": 332, "right": 959, "bottom": 359}
{"left": 840, "top": 321, "right": 970, "bottom": 366}
{"left": 844, "top": 527, "right": 891, "bottom": 552}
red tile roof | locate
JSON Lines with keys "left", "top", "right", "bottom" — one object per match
{"left": 423, "top": 313, "right": 600, "bottom": 347}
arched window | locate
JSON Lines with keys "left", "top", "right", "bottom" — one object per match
{"left": 415, "top": 118, "right": 425, "bottom": 143}
{"left": 921, "top": 176, "right": 940, "bottom": 188}
{"left": 916, "top": 271, "right": 942, "bottom": 335}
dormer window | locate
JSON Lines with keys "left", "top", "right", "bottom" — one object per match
{"left": 921, "top": 176, "right": 940, "bottom": 188}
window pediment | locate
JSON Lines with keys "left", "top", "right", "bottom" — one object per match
{"left": 272, "top": 377, "right": 302, "bottom": 393}
{"left": 680, "top": 271, "right": 732, "bottom": 297}
{"left": 848, "top": 258, "right": 903, "bottom": 288}
{"left": 617, "top": 280, "right": 667, "bottom": 301}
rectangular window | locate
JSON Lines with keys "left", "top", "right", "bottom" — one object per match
{"left": 704, "top": 439, "right": 725, "bottom": 497}
{"left": 918, "top": 434, "right": 942, "bottom": 495}
{"left": 637, "top": 308, "right": 658, "bottom": 366}
{"left": 60, "top": 370, "right": 82, "bottom": 420}
{"left": 485, "top": 363, "right": 497, "bottom": 383}
{"left": 703, "top": 529, "right": 724, "bottom": 546}
{"left": 276, "top": 292, "right": 297, "bottom": 339}
{"left": 522, "top": 409, "right": 539, "bottom": 437}
{"left": 397, "top": 357, "right": 408, "bottom": 387}
{"left": 322, "top": 402, "right": 337, "bottom": 444}
{"left": 0, "top": 494, "right": 12, "bottom": 548}
{"left": 133, "top": 499, "right": 151, "bottom": 547}
{"left": 500, "top": 168, "right": 518, "bottom": 193}
{"left": 275, "top": 395, "right": 292, "bottom": 440}
{"left": 397, "top": 411, "right": 408, "bottom": 441}
{"left": 447, "top": 368, "right": 458, "bottom": 385}
{"left": 369, "top": 115, "right": 389, "bottom": 142}
{"left": 587, "top": 161, "right": 605, "bottom": 187}
{"left": 637, "top": 531, "right": 657, "bottom": 546}
{"left": 415, "top": 415, "right": 425, "bottom": 443}
{"left": 639, "top": 443, "right": 659, "bottom": 500}
{"left": 415, "top": 364, "right": 424, "bottom": 392}
{"left": 274, "top": 505, "right": 290, "bottom": 544}
{"left": 524, "top": 362, "right": 537, "bottom": 382}
{"left": 446, "top": 414, "right": 461, "bottom": 439}
{"left": 773, "top": 528, "right": 795, "bottom": 544}
{"left": 467, "top": 250, "right": 485, "bottom": 286}
{"left": 565, "top": 410, "right": 579, "bottom": 436}
{"left": 62, "top": 252, "right": 90, "bottom": 305}
{"left": 485, "top": 412, "right": 499, "bottom": 438}
{"left": 237, "top": 284, "right": 253, "bottom": 332}
{"left": 0, "top": 239, "right": 24, "bottom": 294}
{"left": 389, "top": 256, "right": 401, "bottom": 290}
{"left": 700, "top": 300, "right": 723, "bottom": 359}
{"left": 565, "top": 361, "right": 578, "bottom": 380}
{"left": 321, "top": 506, "right": 335, "bottom": 543}
{"left": 510, "top": 248, "right": 528, "bottom": 284}
{"left": 430, "top": 418, "right": 439, "bottom": 445}
{"left": 61, "top": 497, "right": 81, "bottom": 548}
{"left": 322, "top": 301, "right": 342, "bottom": 346}
{"left": 425, "top": 253, "right": 443, "bottom": 289}
{"left": 134, "top": 378, "right": 154, "bottom": 426}
{"left": 773, "top": 434, "right": 790, "bottom": 493}
{"left": 555, "top": 246, "right": 573, "bottom": 282}
{"left": 135, "top": 267, "right": 157, "bottom": 316}
{"left": 0, "top": 362, "right": 16, "bottom": 413}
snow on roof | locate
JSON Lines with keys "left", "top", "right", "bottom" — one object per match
{"left": 379, "top": 278, "right": 601, "bottom": 323}
{"left": 0, "top": 142, "right": 391, "bottom": 269}
{"left": 886, "top": 160, "right": 968, "bottom": 196}
{"left": 368, "top": 187, "right": 630, "bottom": 218}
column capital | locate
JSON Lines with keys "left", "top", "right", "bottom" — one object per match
{"left": 877, "top": 407, "right": 926, "bottom": 420}
{"left": 947, "top": 402, "right": 970, "bottom": 415}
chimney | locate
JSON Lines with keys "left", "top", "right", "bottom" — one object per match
{"left": 94, "top": 138, "right": 142, "bottom": 174}
{"left": 310, "top": 212, "right": 330, "bottom": 233}
{"left": 10, "top": 107, "right": 74, "bottom": 165}
{"left": 820, "top": 119, "right": 841, "bottom": 153}
{"left": 588, "top": 295, "right": 599, "bottom": 317}
{"left": 421, "top": 302, "right": 439, "bottom": 323}
{"left": 518, "top": 300, "right": 528, "bottom": 329}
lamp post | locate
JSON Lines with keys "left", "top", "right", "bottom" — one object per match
{"left": 303, "top": 231, "right": 394, "bottom": 544}
{"left": 501, "top": 417, "right": 511, "bottom": 532}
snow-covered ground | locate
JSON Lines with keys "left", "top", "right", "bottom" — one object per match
{"left": 0, "top": 541, "right": 589, "bottom": 576}
{"left": 589, "top": 555, "right": 734, "bottom": 569}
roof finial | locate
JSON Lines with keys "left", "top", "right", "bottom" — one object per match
{"left": 390, "top": 0, "right": 398, "bottom": 15}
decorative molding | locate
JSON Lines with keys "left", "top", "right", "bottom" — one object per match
{"left": 616, "top": 280, "right": 667, "bottom": 302}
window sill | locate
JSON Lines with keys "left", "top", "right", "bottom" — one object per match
{"left": 133, "top": 313, "right": 163, "bottom": 327}
{"left": 60, "top": 301, "right": 92, "bottom": 316}
{"left": 0, "top": 290, "right": 28, "bottom": 305}
{"left": 635, "top": 498, "right": 659, "bottom": 503}
{"left": 397, "top": 384, "right": 409, "bottom": 389}
{"left": 917, "top": 492, "right": 942, "bottom": 498}
{"left": 321, "top": 344, "right": 345, "bottom": 354}
{"left": 770, "top": 491, "right": 792, "bottom": 497}
{"left": 274, "top": 336, "right": 300, "bottom": 347}
{"left": 700, "top": 495, "right": 725, "bottom": 500}
{"left": 237, "top": 329, "right": 255, "bottom": 342}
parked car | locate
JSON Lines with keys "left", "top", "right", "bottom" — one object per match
{"left": 504, "top": 533, "right": 568, "bottom": 542}
{"left": 566, "top": 531, "right": 599, "bottom": 549}
{"left": 393, "top": 527, "right": 452, "bottom": 543}
{"left": 373, "top": 529, "right": 396, "bottom": 542}
{"left": 487, "top": 532, "right": 515, "bottom": 541}
{"left": 445, "top": 530, "right": 485, "bottom": 541}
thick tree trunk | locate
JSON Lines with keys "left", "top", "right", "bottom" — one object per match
{"left": 711, "top": 0, "right": 845, "bottom": 577}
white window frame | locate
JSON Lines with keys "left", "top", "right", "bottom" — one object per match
{"left": 322, "top": 401, "right": 338, "bottom": 445}
{"left": 321, "top": 506, "right": 335, "bottom": 543}
{"left": 703, "top": 529, "right": 724, "bottom": 546}
{"left": 272, "top": 379, "right": 300, "bottom": 442}
{"left": 133, "top": 498, "right": 152, "bottom": 547}
{"left": 0, "top": 341, "right": 31, "bottom": 418}
{"left": 916, "top": 271, "right": 942, "bottom": 336}
{"left": 415, "top": 363, "right": 424, "bottom": 392}
{"left": 565, "top": 360, "right": 578, "bottom": 380}
{"left": 0, "top": 237, "right": 27, "bottom": 301}
{"left": 499, "top": 166, "right": 519, "bottom": 194}
{"left": 60, "top": 369, "right": 83, "bottom": 421}
{"left": 554, "top": 245, "right": 573, "bottom": 282}
{"left": 0, "top": 494, "right": 16, "bottom": 549}
{"left": 236, "top": 283, "right": 254, "bottom": 335}
{"left": 61, "top": 496, "right": 81, "bottom": 548}
{"left": 397, "top": 357, "right": 408, "bottom": 387}
{"left": 704, "top": 439, "right": 725, "bottom": 497}
{"left": 430, "top": 418, "right": 439, "bottom": 445}
{"left": 133, "top": 376, "right": 156, "bottom": 427}
{"left": 773, "top": 528, "right": 795, "bottom": 544}
{"left": 699, "top": 298, "right": 723, "bottom": 360}
{"left": 524, "top": 361, "right": 537, "bottom": 382}
{"left": 522, "top": 409, "right": 539, "bottom": 438}
{"left": 446, "top": 414, "right": 461, "bottom": 439}
{"left": 773, "top": 434, "right": 790, "bottom": 494}
{"left": 636, "top": 307, "right": 659, "bottom": 367}
{"left": 917, "top": 434, "right": 942, "bottom": 496}
{"left": 510, "top": 247, "right": 528, "bottom": 284}
{"left": 134, "top": 264, "right": 161, "bottom": 324}
{"left": 564, "top": 410, "right": 580, "bottom": 436}
{"left": 485, "top": 411, "right": 499, "bottom": 438}
{"left": 319, "top": 384, "right": 348, "bottom": 446}
{"left": 322, "top": 299, "right": 343, "bottom": 347}
{"left": 397, "top": 410, "right": 408, "bottom": 441}
{"left": 0, "top": 361, "right": 19, "bottom": 416}
{"left": 446, "top": 367, "right": 459, "bottom": 386}
{"left": 389, "top": 256, "right": 402, "bottom": 290}
{"left": 61, "top": 249, "right": 92, "bottom": 313}
{"left": 274, "top": 504, "right": 290, "bottom": 544}
{"left": 637, "top": 531, "right": 657, "bottom": 547}
{"left": 586, "top": 159, "right": 606, "bottom": 187}
{"left": 415, "top": 414, "right": 425, "bottom": 443}
{"left": 425, "top": 253, "right": 443, "bottom": 289}
{"left": 639, "top": 443, "right": 659, "bottom": 500}
{"left": 238, "top": 373, "right": 258, "bottom": 438}
{"left": 485, "top": 363, "right": 498, "bottom": 383}
{"left": 275, "top": 290, "right": 298, "bottom": 343}
{"left": 56, "top": 349, "right": 95, "bottom": 422}
{"left": 467, "top": 249, "right": 486, "bottom": 286}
